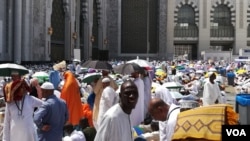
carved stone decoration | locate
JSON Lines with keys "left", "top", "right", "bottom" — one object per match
{"left": 63, "top": 0, "right": 70, "bottom": 19}
{"left": 81, "top": 0, "right": 88, "bottom": 21}
{"left": 174, "top": 0, "right": 199, "bottom": 26}
{"left": 246, "top": 1, "right": 250, "bottom": 25}
{"left": 96, "top": 0, "right": 102, "bottom": 24}
{"left": 211, "top": 0, "right": 235, "bottom": 26}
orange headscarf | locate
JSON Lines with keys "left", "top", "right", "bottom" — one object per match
{"left": 60, "top": 71, "right": 83, "bottom": 126}
{"left": 4, "top": 79, "right": 31, "bottom": 102}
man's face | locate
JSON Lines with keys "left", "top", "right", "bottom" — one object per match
{"left": 102, "top": 70, "right": 109, "bottom": 76}
{"left": 11, "top": 74, "right": 21, "bottom": 81}
{"left": 209, "top": 73, "right": 216, "bottom": 81}
{"left": 120, "top": 84, "right": 139, "bottom": 110}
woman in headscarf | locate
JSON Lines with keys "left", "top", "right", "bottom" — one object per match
{"left": 60, "top": 71, "right": 83, "bottom": 126}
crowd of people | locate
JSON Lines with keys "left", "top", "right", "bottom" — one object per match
{"left": 0, "top": 59, "right": 244, "bottom": 141}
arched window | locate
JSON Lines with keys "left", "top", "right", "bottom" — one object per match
{"left": 174, "top": 5, "right": 198, "bottom": 37}
{"left": 211, "top": 5, "right": 234, "bottom": 37}
{"left": 51, "top": 0, "right": 65, "bottom": 42}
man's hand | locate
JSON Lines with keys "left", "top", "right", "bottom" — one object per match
{"left": 41, "top": 124, "right": 51, "bottom": 131}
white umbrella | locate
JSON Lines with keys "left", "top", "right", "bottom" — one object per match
{"left": 73, "top": 59, "right": 81, "bottom": 62}
{"left": 162, "top": 82, "right": 183, "bottom": 88}
{"left": 32, "top": 71, "right": 49, "bottom": 78}
{"left": 170, "top": 91, "right": 184, "bottom": 99}
{"left": 80, "top": 73, "right": 101, "bottom": 84}
{"left": 0, "top": 63, "right": 29, "bottom": 76}
{"left": 127, "top": 56, "right": 152, "bottom": 67}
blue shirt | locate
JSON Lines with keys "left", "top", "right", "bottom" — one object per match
{"left": 34, "top": 95, "right": 69, "bottom": 141}
{"left": 49, "top": 70, "right": 61, "bottom": 89}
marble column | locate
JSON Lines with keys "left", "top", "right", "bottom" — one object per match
{"left": 102, "top": 0, "right": 107, "bottom": 50}
{"left": 97, "top": 0, "right": 103, "bottom": 50}
{"left": 63, "top": 1, "right": 71, "bottom": 61}
{"left": 75, "top": 0, "right": 80, "bottom": 49}
{"left": 22, "top": 0, "right": 31, "bottom": 61}
{"left": 14, "top": 0, "right": 22, "bottom": 64}
{"left": 7, "top": 0, "right": 14, "bottom": 60}
{"left": 83, "top": 0, "right": 93, "bottom": 60}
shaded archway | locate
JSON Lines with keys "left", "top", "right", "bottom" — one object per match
{"left": 174, "top": 0, "right": 199, "bottom": 60}
{"left": 50, "top": 0, "right": 65, "bottom": 61}
{"left": 174, "top": 4, "right": 198, "bottom": 37}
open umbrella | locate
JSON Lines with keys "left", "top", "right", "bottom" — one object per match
{"left": 73, "top": 58, "right": 81, "bottom": 62}
{"left": 162, "top": 82, "right": 183, "bottom": 90}
{"left": 170, "top": 91, "right": 184, "bottom": 99}
{"left": 113, "top": 63, "right": 143, "bottom": 75}
{"left": 32, "top": 71, "right": 49, "bottom": 78}
{"left": 82, "top": 60, "right": 112, "bottom": 70}
{"left": 80, "top": 73, "right": 101, "bottom": 84}
{"left": 0, "top": 63, "right": 29, "bottom": 76}
{"left": 32, "top": 71, "right": 49, "bottom": 84}
{"left": 127, "top": 56, "right": 152, "bottom": 67}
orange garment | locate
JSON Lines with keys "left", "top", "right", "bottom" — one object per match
{"left": 60, "top": 71, "right": 83, "bottom": 126}
{"left": 82, "top": 103, "right": 94, "bottom": 127}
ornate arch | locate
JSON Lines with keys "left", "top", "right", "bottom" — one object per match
{"left": 174, "top": 0, "right": 199, "bottom": 26}
{"left": 247, "top": 4, "right": 250, "bottom": 37}
{"left": 211, "top": 0, "right": 235, "bottom": 26}
{"left": 247, "top": 5, "right": 250, "bottom": 24}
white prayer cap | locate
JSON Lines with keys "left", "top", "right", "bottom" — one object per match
{"left": 207, "top": 72, "right": 214, "bottom": 78}
{"left": 102, "top": 77, "right": 110, "bottom": 83}
{"left": 41, "top": 82, "right": 54, "bottom": 90}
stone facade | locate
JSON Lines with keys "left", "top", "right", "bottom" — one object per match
{"left": 0, "top": 0, "right": 250, "bottom": 62}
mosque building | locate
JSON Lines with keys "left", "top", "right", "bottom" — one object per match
{"left": 0, "top": 0, "right": 248, "bottom": 63}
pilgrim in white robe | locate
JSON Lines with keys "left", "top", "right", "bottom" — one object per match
{"left": 159, "top": 104, "right": 180, "bottom": 141}
{"left": 143, "top": 75, "right": 152, "bottom": 116}
{"left": 96, "top": 86, "right": 118, "bottom": 129}
{"left": 202, "top": 81, "right": 222, "bottom": 106}
{"left": 130, "top": 77, "right": 145, "bottom": 126}
{"left": 3, "top": 95, "right": 43, "bottom": 141}
{"left": 94, "top": 104, "right": 134, "bottom": 141}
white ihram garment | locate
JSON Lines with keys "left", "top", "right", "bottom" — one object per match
{"left": 97, "top": 86, "right": 117, "bottom": 129}
{"left": 202, "top": 81, "right": 222, "bottom": 106}
{"left": 3, "top": 95, "right": 43, "bottom": 141}
{"left": 94, "top": 104, "right": 133, "bottom": 141}
{"left": 130, "top": 78, "right": 145, "bottom": 126}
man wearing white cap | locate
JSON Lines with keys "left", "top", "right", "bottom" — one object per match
{"left": 96, "top": 77, "right": 118, "bottom": 130}
{"left": 34, "top": 82, "right": 69, "bottom": 141}
{"left": 202, "top": 72, "right": 222, "bottom": 106}
{"left": 92, "top": 70, "right": 118, "bottom": 129}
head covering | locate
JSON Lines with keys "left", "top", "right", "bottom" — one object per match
{"left": 53, "top": 60, "right": 66, "bottom": 71}
{"left": 4, "top": 79, "right": 31, "bottom": 102}
{"left": 102, "top": 77, "right": 110, "bottom": 83}
{"left": 207, "top": 72, "right": 214, "bottom": 78}
{"left": 41, "top": 82, "right": 54, "bottom": 90}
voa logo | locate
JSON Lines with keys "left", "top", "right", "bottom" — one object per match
{"left": 226, "top": 129, "right": 247, "bottom": 136}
